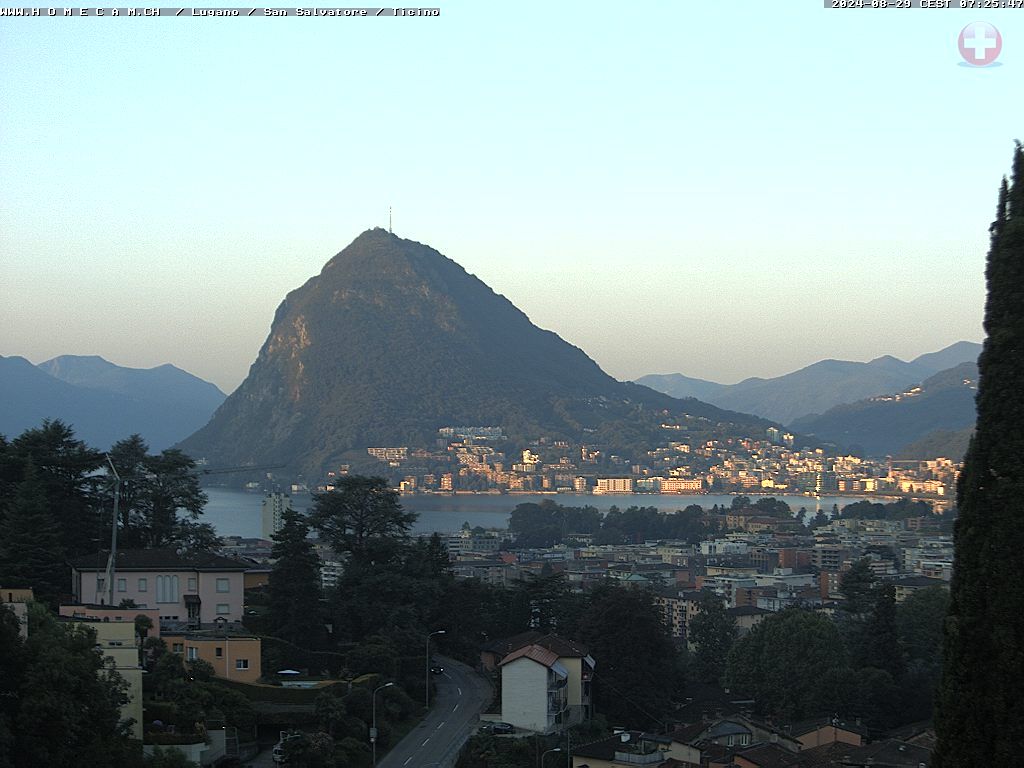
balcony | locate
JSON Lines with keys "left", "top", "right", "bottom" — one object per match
{"left": 612, "top": 749, "right": 665, "bottom": 765}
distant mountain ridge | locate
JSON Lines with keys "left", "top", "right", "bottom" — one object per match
{"left": 179, "top": 229, "right": 773, "bottom": 480}
{"left": 636, "top": 341, "right": 981, "bottom": 425}
{"left": 0, "top": 354, "right": 225, "bottom": 450}
{"left": 790, "top": 361, "right": 978, "bottom": 457}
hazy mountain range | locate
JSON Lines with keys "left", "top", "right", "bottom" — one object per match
{"left": 637, "top": 340, "right": 981, "bottom": 425}
{"left": 0, "top": 354, "right": 225, "bottom": 451}
{"left": 179, "top": 229, "right": 772, "bottom": 480}
{"left": 3, "top": 235, "right": 981, "bottom": 466}
{"left": 791, "top": 361, "right": 978, "bottom": 458}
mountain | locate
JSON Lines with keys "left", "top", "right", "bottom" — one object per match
{"left": 636, "top": 341, "right": 982, "bottom": 425}
{"left": 910, "top": 340, "right": 983, "bottom": 375}
{"left": 627, "top": 373, "right": 727, "bottom": 403}
{"left": 896, "top": 427, "right": 973, "bottom": 462}
{"left": 0, "top": 355, "right": 225, "bottom": 451}
{"left": 39, "top": 355, "right": 225, "bottom": 414}
{"left": 789, "top": 361, "right": 978, "bottom": 457}
{"left": 179, "top": 229, "right": 771, "bottom": 479}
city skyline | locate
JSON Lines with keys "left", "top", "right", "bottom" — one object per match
{"left": 2, "top": 1, "right": 1020, "bottom": 392}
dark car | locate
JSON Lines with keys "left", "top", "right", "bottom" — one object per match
{"left": 430, "top": 665, "right": 444, "bottom": 675}
{"left": 489, "top": 722, "right": 515, "bottom": 734}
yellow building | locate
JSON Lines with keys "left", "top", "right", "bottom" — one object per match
{"left": 162, "top": 631, "right": 262, "bottom": 684}
{"left": 68, "top": 618, "right": 143, "bottom": 740}
{"left": 1, "top": 587, "right": 33, "bottom": 639}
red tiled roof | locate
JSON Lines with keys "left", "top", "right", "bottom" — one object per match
{"left": 499, "top": 643, "right": 560, "bottom": 669}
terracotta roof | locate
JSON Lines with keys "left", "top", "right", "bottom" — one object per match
{"left": 729, "top": 742, "right": 803, "bottom": 768}
{"left": 499, "top": 643, "right": 560, "bottom": 669}
{"left": 787, "top": 717, "right": 869, "bottom": 738}
{"left": 486, "top": 631, "right": 590, "bottom": 659}
{"left": 839, "top": 738, "right": 931, "bottom": 766}
{"left": 483, "top": 630, "right": 542, "bottom": 655}
{"left": 70, "top": 549, "right": 249, "bottom": 572}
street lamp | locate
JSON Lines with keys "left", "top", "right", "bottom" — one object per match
{"left": 371, "top": 681, "right": 394, "bottom": 767}
{"left": 425, "top": 629, "right": 446, "bottom": 708}
{"left": 540, "top": 747, "right": 562, "bottom": 767}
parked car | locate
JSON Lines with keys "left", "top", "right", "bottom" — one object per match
{"left": 489, "top": 722, "right": 515, "bottom": 734}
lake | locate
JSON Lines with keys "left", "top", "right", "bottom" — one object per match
{"left": 202, "top": 488, "right": 864, "bottom": 539}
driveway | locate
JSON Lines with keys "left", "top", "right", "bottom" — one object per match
{"left": 377, "top": 655, "right": 492, "bottom": 768}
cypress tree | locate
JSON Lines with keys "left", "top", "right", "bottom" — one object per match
{"left": 265, "top": 508, "right": 325, "bottom": 665}
{"left": 934, "top": 143, "right": 1024, "bottom": 766}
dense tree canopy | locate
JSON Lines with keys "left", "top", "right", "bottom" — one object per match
{"left": 0, "top": 603, "right": 137, "bottom": 768}
{"left": 725, "top": 609, "right": 848, "bottom": 722}
{"left": 310, "top": 476, "right": 416, "bottom": 564}
{"left": 108, "top": 435, "right": 215, "bottom": 551}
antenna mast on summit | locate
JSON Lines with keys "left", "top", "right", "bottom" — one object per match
{"left": 389, "top": 206, "right": 393, "bottom": 233}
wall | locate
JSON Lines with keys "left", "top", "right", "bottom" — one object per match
{"left": 501, "top": 658, "right": 550, "bottom": 733}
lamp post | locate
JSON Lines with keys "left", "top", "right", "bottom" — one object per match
{"left": 540, "top": 747, "right": 562, "bottom": 767}
{"left": 425, "top": 629, "right": 446, "bottom": 709}
{"left": 371, "top": 681, "right": 394, "bottom": 767}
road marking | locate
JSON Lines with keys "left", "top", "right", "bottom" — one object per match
{"left": 453, "top": 703, "right": 460, "bottom": 712}
{"left": 421, "top": 738, "right": 430, "bottom": 747}
{"left": 436, "top": 720, "right": 445, "bottom": 729}
{"left": 457, "top": 687, "right": 462, "bottom": 695}
{"left": 403, "top": 759, "right": 412, "bottom": 766}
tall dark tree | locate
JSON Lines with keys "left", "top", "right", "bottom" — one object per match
{"left": 0, "top": 463, "right": 66, "bottom": 605}
{"left": 861, "top": 582, "right": 903, "bottom": 680}
{"left": 576, "top": 585, "right": 679, "bottom": 727}
{"left": 310, "top": 476, "right": 416, "bottom": 563}
{"left": 0, "top": 606, "right": 24, "bottom": 767}
{"left": 108, "top": 435, "right": 215, "bottom": 551}
{"left": 839, "top": 557, "right": 877, "bottom": 616}
{"left": 935, "top": 143, "right": 1024, "bottom": 766}
{"left": 265, "top": 508, "right": 325, "bottom": 665}
{"left": 4, "top": 421, "right": 104, "bottom": 559}
{"left": 688, "top": 591, "right": 737, "bottom": 683}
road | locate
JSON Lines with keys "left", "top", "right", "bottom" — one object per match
{"left": 378, "top": 656, "right": 492, "bottom": 768}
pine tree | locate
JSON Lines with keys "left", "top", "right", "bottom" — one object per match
{"left": 934, "top": 143, "right": 1024, "bottom": 766}
{"left": 0, "top": 462, "right": 66, "bottom": 605}
{"left": 266, "top": 508, "right": 325, "bottom": 665}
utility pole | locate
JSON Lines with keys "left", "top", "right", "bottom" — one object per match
{"left": 104, "top": 455, "right": 121, "bottom": 607}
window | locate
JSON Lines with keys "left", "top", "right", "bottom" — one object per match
{"left": 235, "top": 659, "right": 249, "bottom": 670}
{"left": 216, "top": 578, "right": 230, "bottom": 593}
{"left": 215, "top": 647, "right": 223, "bottom": 657}
{"left": 96, "top": 577, "right": 106, "bottom": 594}
{"left": 216, "top": 604, "right": 230, "bottom": 615}
{"left": 117, "top": 578, "right": 127, "bottom": 593}
{"left": 172, "top": 643, "right": 184, "bottom": 653}
{"left": 138, "top": 578, "right": 147, "bottom": 592}
{"left": 187, "top": 577, "right": 197, "bottom": 592}
{"left": 156, "top": 575, "right": 179, "bottom": 604}
{"left": 187, "top": 647, "right": 198, "bottom": 661}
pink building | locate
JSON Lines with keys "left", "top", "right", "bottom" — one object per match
{"left": 70, "top": 549, "right": 248, "bottom": 625}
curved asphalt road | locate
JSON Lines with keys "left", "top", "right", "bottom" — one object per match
{"left": 378, "top": 656, "right": 492, "bottom": 768}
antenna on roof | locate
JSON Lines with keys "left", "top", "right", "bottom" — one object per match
{"left": 389, "top": 206, "right": 393, "bottom": 234}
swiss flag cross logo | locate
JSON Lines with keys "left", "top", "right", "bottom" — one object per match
{"left": 959, "top": 22, "right": 1001, "bottom": 67}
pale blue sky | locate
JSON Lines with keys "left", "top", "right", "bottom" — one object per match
{"left": 1, "top": 2, "right": 1020, "bottom": 393}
